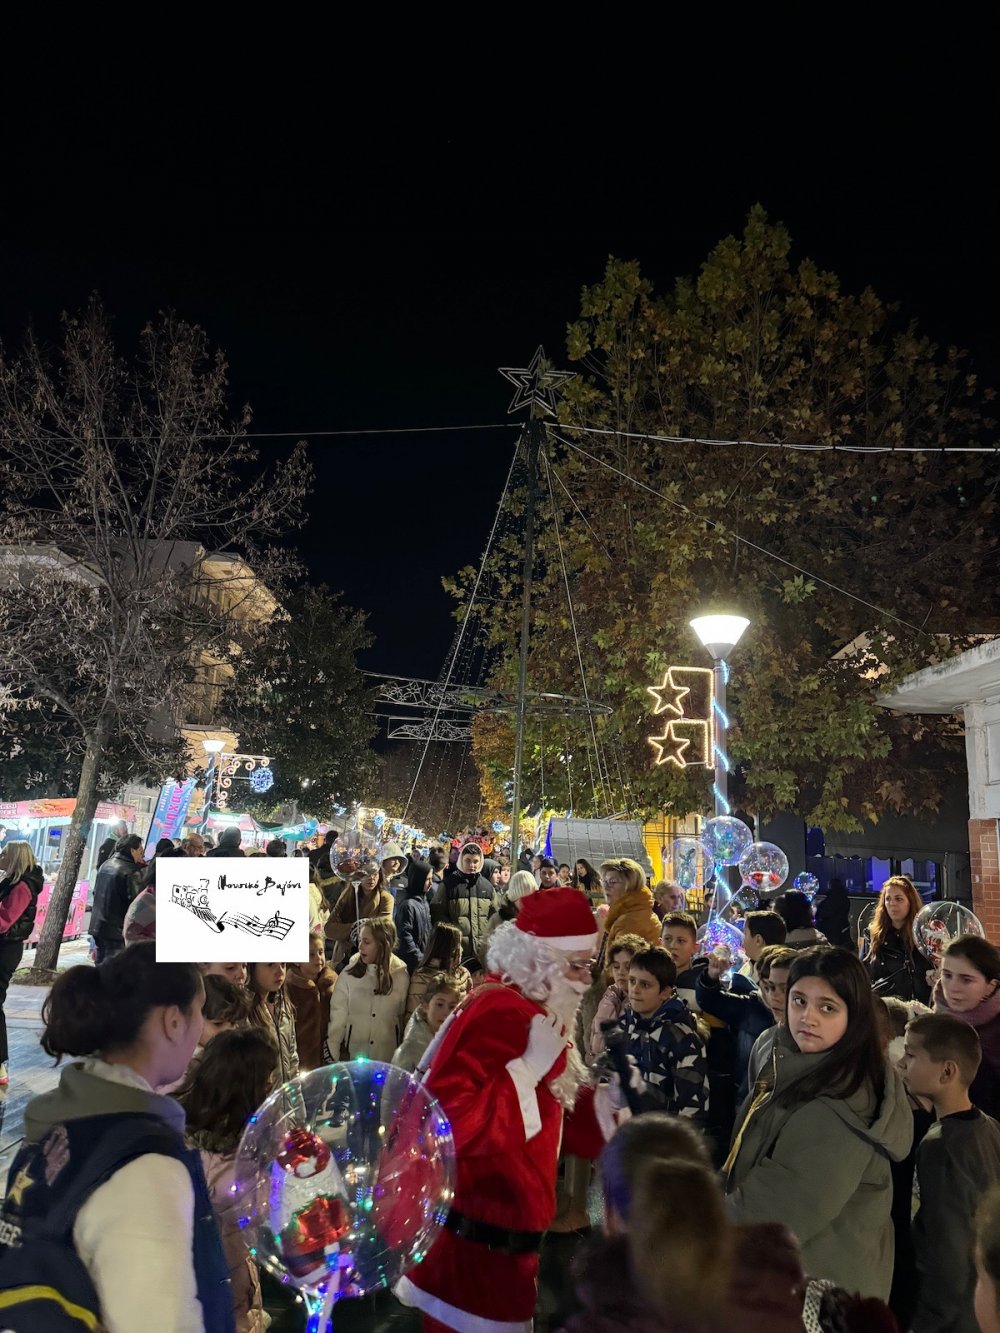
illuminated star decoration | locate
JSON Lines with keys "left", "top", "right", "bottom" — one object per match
{"left": 7, "top": 1165, "right": 32, "bottom": 1207}
{"left": 647, "top": 670, "right": 691, "bottom": 717}
{"left": 498, "top": 345, "right": 576, "bottom": 417}
{"left": 648, "top": 723, "right": 691, "bottom": 768}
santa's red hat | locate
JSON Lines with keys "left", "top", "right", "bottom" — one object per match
{"left": 515, "top": 886, "right": 598, "bottom": 952}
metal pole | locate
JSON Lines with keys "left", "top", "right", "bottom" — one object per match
{"left": 510, "top": 420, "right": 542, "bottom": 865}
{"left": 199, "top": 753, "right": 219, "bottom": 837}
{"left": 714, "top": 659, "right": 729, "bottom": 817}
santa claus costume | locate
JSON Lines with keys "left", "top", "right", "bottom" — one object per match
{"left": 394, "top": 887, "right": 613, "bottom": 1333}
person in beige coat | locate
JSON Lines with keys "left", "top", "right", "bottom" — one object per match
{"left": 325, "top": 862, "right": 394, "bottom": 969}
{"left": 327, "top": 917, "right": 409, "bottom": 1062}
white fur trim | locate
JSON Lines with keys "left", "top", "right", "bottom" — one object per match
{"left": 516, "top": 929, "right": 598, "bottom": 951}
{"left": 394, "top": 1274, "right": 532, "bottom": 1333}
{"left": 505, "top": 1057, "right": 543, "bottom": 1141}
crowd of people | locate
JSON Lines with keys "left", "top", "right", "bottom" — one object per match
{"left": 3, "top": 827, "right": 1000, "bottom": 1332}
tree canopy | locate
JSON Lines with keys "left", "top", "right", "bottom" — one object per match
{"left": 460, "top": 208, "right": 998, "bottom": 831}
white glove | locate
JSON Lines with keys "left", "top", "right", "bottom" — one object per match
{"left": 520, "top": 1012, "right": 569, "bottom": 1083}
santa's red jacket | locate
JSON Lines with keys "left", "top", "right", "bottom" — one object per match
{"left": 395, "top": 976, "right": 605, "bottom": 1333}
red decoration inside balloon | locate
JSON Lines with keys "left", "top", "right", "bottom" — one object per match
{"left": 280, "top": 1197, "right": 350, "bottom": 1280}
{"left": 277, "top": 1127, "right": 331, "bottom": 1177}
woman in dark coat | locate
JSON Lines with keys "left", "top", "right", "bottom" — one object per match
{"left": 862, "top": 875, "right": 932, "bottom": 1002}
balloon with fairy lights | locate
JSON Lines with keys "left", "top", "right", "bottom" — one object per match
{"left": 697, "top": 918, "right": 745, "bottom": 969}
{"left": 701, "top": 815, "right": 753, "bottom": 869}
{"left": 233, "top": 1060, "right": 455, "bottom": 1330}
{"left": 913, "top": 902, "right": 985, "bottom": 964}
{"left": 333, "top": 819, "right": 380, "bottom": 883}
{"left": 793, "top": 872, "right": 819, "bottom": 902}
{"left": 857, "top": 900, "right": 877, "bottom": 959}
{"left": 738, "top": 842, "right": 789, "bottom": 896}
{"left": 728, "top": 883, "right": 760, "bottom": 921}
{"left": 662, "top": 837, "right": 711, "bottom": 893}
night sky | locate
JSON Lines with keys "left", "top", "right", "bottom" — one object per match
{"left": 4, "top": 107, "right": 998, "bottom": 683}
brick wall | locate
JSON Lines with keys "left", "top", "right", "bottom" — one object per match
{"left": 970, "top": 818, "right": 1000, "bottom": 941}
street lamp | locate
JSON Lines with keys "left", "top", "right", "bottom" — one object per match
{"left": 199, "top": 738, "right": 226, "bottom": 836}
{"left": 689, "top": 614, "right": 750, "bottom": 816}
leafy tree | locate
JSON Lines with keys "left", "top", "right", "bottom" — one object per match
{"left": 221, "top": 584, "right": 378, "bottom": 818}
{"left": 378, "top": 742, "right": 487, "bottom": 835}
{"left": 458, "top": 208, "right": 997, "bottom": 831}
{"left": 0, "top": 301, "right": 309, "bottom": 971}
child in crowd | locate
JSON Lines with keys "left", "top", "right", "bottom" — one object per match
{"left": 431, "top": 842, "right": 499, "bottom": 965}
{"left": 392, "top": 973, "right": 463, "bottom": 1071}
{"left": 619, "top": 946, "right": 709, "bottom": 1120}
{"left": 178, "top": 1026, "right": 279, "bottom": 1333}
{"left": 247, "top": 961, "right": 299, "bottom": 1082}
{"left": 565, "top": 1111, "right": 806, "bottom": 1333}
{"left": 201, "top": 960, "right": 249, "bottom": 986}
{"left": 393, "top": 858, "right": 433, "bottom": 973}
{"left": 286, "top": 932, "right": 337, "bottom": 1070}
{"left": 406, "top": 922, "right": 473, "bottom": 1018}
{"left": 659, "top": 911, "right": 704, "bottom": 1006}
{"left": 590, "top": 932, "right": 648, "bottom": 1058}
{"left": 696, "top": 943, "right": 792, "bottom": 1101}
{"left": 326, "top": 861, "right": 394, "bottom": 969}
{"left": 745, "top": 945, "right": 797, "bottom": 1088}
{"left": 0, "top": 942, "right": 233, "bottom": 1332}
{"left": 773, "top": 890, "right": 828, "bottom": 950}
{"left": 727, "top": 947, "right": 913, "bottom": 1299}
{"left": 934, "top": 934, "right": 1000, "bottom": 1119}
{"left": 899, "top": 1012, "right": 1000, "bottom": 1333}
{"left": 741, "top": 909, "right": 788, "bottom": 978}
{"left": 327, "top": 917, "right": 409, "bottom": 1062}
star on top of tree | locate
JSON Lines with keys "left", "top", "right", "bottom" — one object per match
{"left": 647, "top": 671, "right": 690, "bottom": 717}
{"left": 648, "top": 722, "right": 691, "bottom": 768}
{"left": 498, "top": 345, "right": 576, "bottom": 417}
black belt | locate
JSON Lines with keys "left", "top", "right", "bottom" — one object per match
{"left": 444, "top": 1208, "right": 544, "bottom": 1255}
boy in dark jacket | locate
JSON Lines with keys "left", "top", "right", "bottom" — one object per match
{"left": 430, "top": 842, "right": 498, "bottom": 967}
{"left": 618, "top": 946, "right": 709, "bottom": 1122}
{"left": 394, "top": 860, "right": 433, "bottom": 973}
{"left": 900, "top": 1012, "right": 1000, "bottom": 1333}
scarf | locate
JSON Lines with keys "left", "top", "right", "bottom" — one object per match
{"left": 933, "top": 978, "right": 1000, "bottom": 1029}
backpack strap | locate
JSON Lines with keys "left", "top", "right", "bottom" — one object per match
{"left": 37, "top": 1116, "right": 186, "bottom": 1240}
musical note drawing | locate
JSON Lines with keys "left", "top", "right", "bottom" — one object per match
{"left": 217, "top": 909, "right": 295, "bottom": 941}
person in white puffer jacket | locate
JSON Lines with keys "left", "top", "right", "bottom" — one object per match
{"left": 327, "top": 916, "right": 409, "bottom": 1062}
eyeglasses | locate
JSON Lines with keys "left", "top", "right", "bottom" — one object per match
{"left": 566, "top": 958, "right": 595, "bottom": 974}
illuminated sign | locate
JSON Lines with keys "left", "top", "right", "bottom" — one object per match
{"left": 647, "top": 667, "right": 714, "bottom": 769}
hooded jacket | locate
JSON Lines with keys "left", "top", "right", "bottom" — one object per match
{"left": 727, "top": 1025, "right": 914, "bottom": 1299}
{"left": 431, "top": 861, "right": 498, "bottom": 962}
{"left": 22, "top": 1057, "right": 232, "bottom": 1332}
{"left": 600, "top": 886, "right": 660, "bottom": 958}
{"left": 327, "top": 951, "right": 409, "bottom": 1062}
{"left": 934, "top": 980, "right": 1000, "bottom": 1120}
{"left": 393, "top": 861, "right": 433, "bottom": 972}
{"left": 618, "top": 995, "right": 710, "bottom": 1121}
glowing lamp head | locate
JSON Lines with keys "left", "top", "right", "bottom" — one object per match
{"left": 202, "top": 738, "right": 226, "bottom": 755}
{"left": 689, "top": 614, "right": 750, "bottom": 661}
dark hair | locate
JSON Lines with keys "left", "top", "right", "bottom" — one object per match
{"left": 608, "top": 932, "right": 649, "bottom": 965}
{"left": 538, "top": 857, "right": 557, "bottom": 870}
{"left": 153, "top": 838, "right": 175, "bottom": 857}
{"left": 756, "top": 944, "right": 796, "bottom": 979}
{"left": 177, "top": 1027, "right": 278, "bottom": 1145}
{"left": 744, "top": 910, "right": 787, "bottom": 947}
{"left": 908, "top": 1012, "right": 983, "bottom": 1086}
{"left": 943, "top": 935, "right": 1000, "bottom": 983}
{"left": 420, "top": 922, "right": 463, "bottom": 973}
{"left": 660, "top": 911, "right": 697, "bottom": 942}
{"left": 631, "top": 946, "right": 677, "bottom": 991}
{"left": 773, "top": 891, "right": 814, "bottom": 933}
{"left": 265, "top": 838, "right": 286, "bottom": 857}
{"left": 202, "top": 974, "right": 252, "bottom": 1027}
{"left": 599, "top": 1110, "right": 710, "bottom": 1221}
{"left": 115, "top": 834, "right": 144, "bottom": 856}
{"left": 428, "top": 847, "right": 447, "bottom": 871}
{"left": 346, "top": 917, "right": 398, "bottom": 994}
{"left": 571, "top": 858, "right": 597, "bottom": 891}
{"left": 41, "top": 941, "right": 202, "bottom": 1060}
{"left": 778, "top": 947, "right": 884, "bottom": 1107}
{"left": 976, "top": 1184, "right": 1000, "bottom": 1287}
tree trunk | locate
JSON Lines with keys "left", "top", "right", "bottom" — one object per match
{"left": 31, "top": 723, "right": 108, "bottom": 974}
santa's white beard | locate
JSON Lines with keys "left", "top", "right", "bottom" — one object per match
{"left": 544, "top": 975, "right": 589, "bottom": 1109}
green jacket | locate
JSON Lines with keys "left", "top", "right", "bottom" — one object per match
{"left": 727, "top": 1025, "right": 913, "bottom": 1299}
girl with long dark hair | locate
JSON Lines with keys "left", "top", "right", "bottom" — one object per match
{"left": 726, "top": 947, "right": 913, "bottom": 1299}
{"left": 862, "top": 874, "right": 932, "bottom": 1002}
{"left": 571, "top": 858, "right": 599, "bottom": 902}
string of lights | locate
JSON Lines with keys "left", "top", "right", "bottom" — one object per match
{"left": 712, "top": 663, "right": 731, "bottom": 816}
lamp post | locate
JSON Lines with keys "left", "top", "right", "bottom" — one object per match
{"left": 689, "top": 614, "right": 750, "bottom": 817}
{"left": 199, "top": 738, "right": 226, "bottom": 836}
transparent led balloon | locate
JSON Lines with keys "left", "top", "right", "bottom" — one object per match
{"left": 662, "top": 836, "right": 711, "bottom": 892}
{"left": 728, "top": 883, "right": 760, "bottom": 919}
{"left": 701, "top": 815, "right": 754, "bottom": 868}
{"left": 697, "top": 918, "right": 745, "bottom": 969}
{"left": 857, "top": 900, "right": 877, "bottom": 958}
{"left": 914, "top": 901, "right": 986, "bottom": 962}
{"left": 793, "top": 872, "right": 820, "bottom": 902}
{"left": 333, "top": 819, "right": 380, "bottom": 882}
{"left": 233, "top": 1061, "right": 455, "bottom": 1329}
{"left": 738, "top": 842, "right": 789, "bottom": 896}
